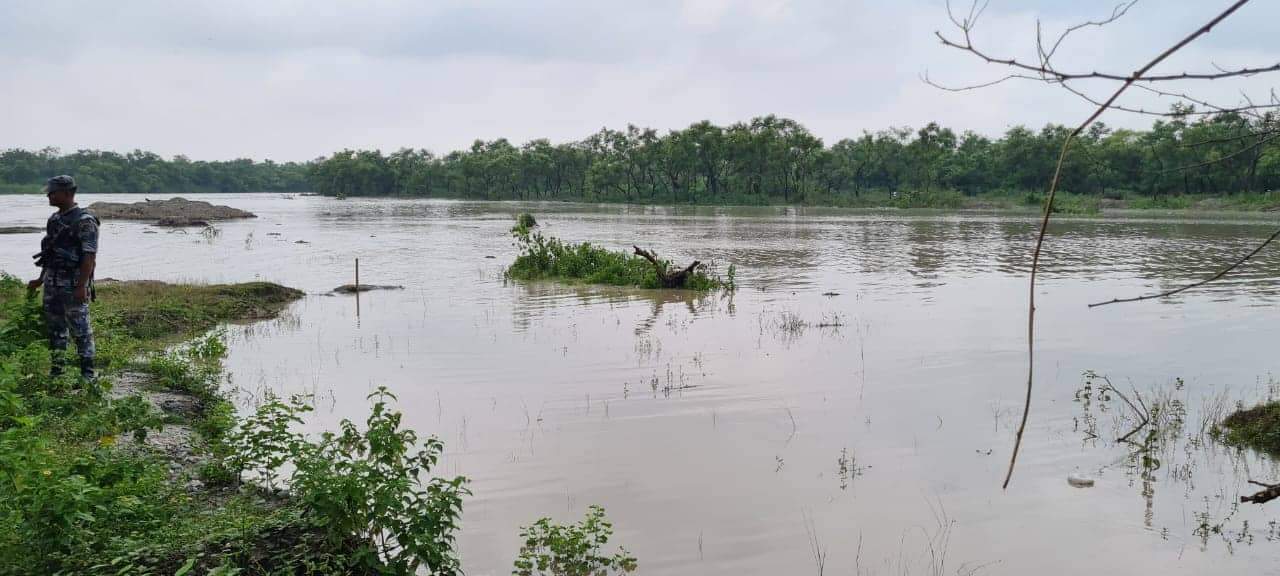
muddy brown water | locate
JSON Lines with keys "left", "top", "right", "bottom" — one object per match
{"left": 4, "top": 193, "right": 1280, "bottom": 575}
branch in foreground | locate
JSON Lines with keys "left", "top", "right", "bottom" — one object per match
{"left": 1088, "top": 226, "right": 1280, "bottom": 308}
{"left": 1159, "top": 132, "right": 1280, "bottom": 173}
{"left": 934, "top": 2, "right": 1279, "bottom": 85}
{"left": 949, "top": 0, "right": 1260, "bottom": 490}
{"left": 934, "top": 1, "right": 1278, "bottom": 119}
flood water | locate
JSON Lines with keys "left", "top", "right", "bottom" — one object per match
{"left": 4, "top": 193, "right": 1280, "bottom": 575}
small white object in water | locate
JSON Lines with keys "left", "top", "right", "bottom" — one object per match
{"left": 1067, "top": 473, "right": 1096, "bottom": 488}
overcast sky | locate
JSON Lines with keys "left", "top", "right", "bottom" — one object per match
{"left": 1, "top": 0, "right": 1276, "bottom": 161}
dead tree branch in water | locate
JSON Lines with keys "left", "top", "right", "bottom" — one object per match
{"left": 632, "top": 246, "right": 702, "bottom": 288}
{"left": 1242, "top": 480, "right": 1280, "bottom": 504}
{"left": 1089, "top": 227, "right": 1280, "bottom": 307}
{"left": 934, "top": 0, "right": 1269, "bottom": 489}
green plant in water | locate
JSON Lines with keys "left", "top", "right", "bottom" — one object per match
{"left": 506, "top": 226, "right": 729, "bottom": 291}
{"left": 514, "top": 505, "right": 637, "bottom": 576}
{"left": 1218, "top": 400, "right": 1280, "bottom": 456}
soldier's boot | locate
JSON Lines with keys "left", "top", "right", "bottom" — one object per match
{"left": 50, "top": 349, "right": 67, "bottom": 377}
{"left": 79, "top": 357, "right": 96, "bottom": 381}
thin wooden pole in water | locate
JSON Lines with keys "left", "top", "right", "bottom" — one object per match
{"left": 355, "top": 257, "right": 361, "bottom": 317}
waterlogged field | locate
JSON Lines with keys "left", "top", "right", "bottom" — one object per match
{"left": 3, "top": 194, "right": 1280, "bottom": 575}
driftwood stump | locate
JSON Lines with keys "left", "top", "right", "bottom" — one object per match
{"left": 1243, "top": 480, "right": 1280, "bottom": 504}
{"left": 633, "top": 246, "right": 700, "bottom": 288}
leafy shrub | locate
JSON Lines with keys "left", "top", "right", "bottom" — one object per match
{"left": 514, "top": 505, "right": 637, "bottom": 576}
{"left": 227, "top": 395, "right": 311, "bottom": 491}
{"left": 228, "top": 387, "right": 469, "bottom": 575}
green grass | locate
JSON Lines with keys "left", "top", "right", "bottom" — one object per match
{"left": 1218, "top": 400, "right": 1280, "bottom": 456}
{"left": 505, "top": 225, "right": 731, "bottom": 291}
{"left": 94, "top": 281, "right": 303, "bottom": 344}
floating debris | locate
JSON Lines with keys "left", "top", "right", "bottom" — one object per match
{"left": 1067, "top": 473, "right": 1096, "bottom": 488}
{"left": 332, "top": 284, "right": 404, "bottom": 294}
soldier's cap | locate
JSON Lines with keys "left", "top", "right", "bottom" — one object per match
{"left": 42, "top": 175, "right": 77, "bottom": 195}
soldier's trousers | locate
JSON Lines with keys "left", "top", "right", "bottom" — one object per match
{"left": 43, "top": 283, "right": 95, "bottom": 374}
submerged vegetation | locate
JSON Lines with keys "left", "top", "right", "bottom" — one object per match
{"left": 1219, "top": 401, "right": 1280, "bottom": 456}
{"left": 505, "top": 219, "right": 733, "bottom": 291}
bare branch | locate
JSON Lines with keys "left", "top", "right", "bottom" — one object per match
{"left": 1181, "top": 127, "right": 1280, "bottom": 147}
{"left": 1002, "top": 0, "right": 1257, "bottom": 490}
{"left": 1158, "top": 131, "right": 1280, "bottom": 173}
{"left": 922, "top": 70, "right": 1043, "bottom": 92}
{"left": 1040, "top": 1, "right": 1138, "bottom": 65}
{"left": 936, "top": 0, "right": 1275, "bottom": 85}
{"left": 1131, "top": 84, "right": 1279, "bottom": 119}
{"left": 1088, "top": 226, "right": 1280, "bottom": 308}
{"left": 1243, "top": 480, "right": 1280, "bottom": 504}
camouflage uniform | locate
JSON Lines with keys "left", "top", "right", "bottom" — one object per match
{"left": 37, "top": 204, "right": 99, "bottom": 378}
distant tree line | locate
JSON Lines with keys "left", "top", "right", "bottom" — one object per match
{"left": 309, "top": 110, "right": 1280, "bottom": 203}
{"left": 4, "top": 109, "right": 1277, "bottom": 203}
{"left": 0, "top": 148, "right": 310, "bottom": 194}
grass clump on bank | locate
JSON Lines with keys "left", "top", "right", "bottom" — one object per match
{"left": 1218, "top": 400, "right": 1280, "bottom": 456}
{"left": 505, "top": 221, "right": 733, "bottom": 291}
{"left": 94, "top": 280, "right": 303, "bottom": 343}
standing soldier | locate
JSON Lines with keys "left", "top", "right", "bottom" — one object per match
{"left": 27, "top": 175, "right": 99, "bottom": 380}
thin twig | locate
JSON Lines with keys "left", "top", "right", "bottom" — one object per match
{"left": 1089, "top": 226, "right": 1280, "bottom": 307}
{"left": 935, "top": 29, "right": 1277, "bottom": 83}
{"left": 1159, "top": 132, "right": 1280, "bottom": 172}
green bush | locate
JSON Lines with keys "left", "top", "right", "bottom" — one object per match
{"left": 505, "top": 227, "right": 729, "bottom": 291}
{"left": 514, "top": 505, "right": 637, "bottom": 576}
{"left": 229, "top": 388, "right": 470, "bottom": 575}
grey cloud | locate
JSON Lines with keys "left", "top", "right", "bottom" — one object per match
{"left": 0, "top": 0, "right": 1276, "bottom": 161}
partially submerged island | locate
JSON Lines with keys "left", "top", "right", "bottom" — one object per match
{"left": 0, "top": 226, "right": 42, "bottom": 234}
{"left": 88, "top": 197, "right": 256, "bottom": 227}
{"left": 504, "top": 215, "right": 734, "bottom": 291}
